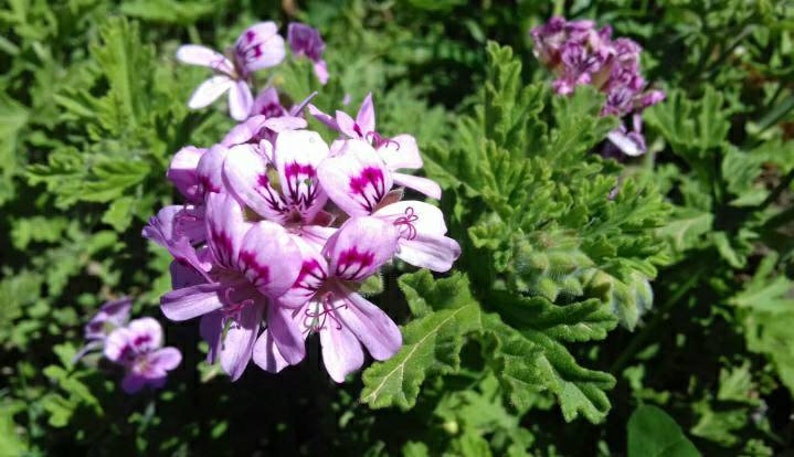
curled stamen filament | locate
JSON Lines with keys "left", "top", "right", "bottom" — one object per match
{"left": 393, "top": 206, "right": 418, "bottom": 240}
{"left": 366, "top": 131, "right": 400, "bottom": 150}
{"left": 303, "top": 292, "right": 348, "bottom": 333}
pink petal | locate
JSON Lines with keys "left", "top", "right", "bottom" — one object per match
{"left": 221, "top": 115, "right": 268, "bottom": 146}
{"left": 235, "top": 22, "right": 286, "bottom": 73}
{"left": 313, "top": 60, "right": 329, "bottom": 85}
{"left": 161, "top": 283, "right": 223, "bottom": 321}
{"left": 266, "top": 305, "right": 306, "bottom": 364}
{"left": 263, "top": 115, "right": 307, "bottom": 132}
{"left": 222, "top": 144, "right": 287, "bottom": 222}
{"left": 335, "top": 110, "right": 361, "bottom": 139}
{"left": 200, "top": 311, "right": 223, "bottom": 364}
{"left": 606, "top": 129, "right": 645, "bottom": 157}
{"left": 228, "top": 80, "right": 254, "bottom": 121}
{"left": 317, "top": 139, "right": 393, "bottom": 216}
{"left": 252, "top": 327, "right": 290, "bottom": 373}
{"left": 392, "top": 173, "right": 442, "bottom": 199}
{"left": 220, "top": 304, "right": 262, "bottom": 381}
{"left": 239, "top": 221, "right": 302, "bottom": 297}
{"left": 355, "top": 93, "right": 376, "bottom": 136}
{"left": 307, "top": 103, "right": 338, "bottom": 130}
{"left": 104, "top": 327, "right": 133, "bottom": 362}
{"left": 320, "top": 318, "right": 364, "bottom": 383}
{"left": 187, "top": 75, "right": 234, "bottom": 109}
{"left": 205, "top": 192, "right": 251, "bottom": 268}
{"left": 377, "top": 134, "right": 422, "bottom": 169}
{"left": 146, "top": 347, "right": 182, "bottom": 374}
{"left": 127, "top": 317, "right": 164, "bottom": 351}
{"left": 396, "top": 235, "right": 461, "bottom": 272}
{"left": 337, "top": 289, "right": 402, "bottom": 360}
{"left": 274, "top": 130, "right": 330, "bottom": 219}
{"left": 324, "top": 216, "right": 400, "bottom": 281}
{"left": 275, "top": 237, "right": 327, "bottom": 309}
{"left": 372, "top": 201, "right": 447, "bottom": 236}
{"left": 196, "top": 144, "right": 230, "bottom": 194}
{"left": 176, "top": 45, "right": 234, "bottom": 75}
{"left": 167, "top": 146, "right": 206, "bottom": 202}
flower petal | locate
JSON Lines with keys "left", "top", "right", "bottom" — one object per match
{"left": 220, "top": 304, "right": 262, "bottom": 380}
{"left": 222, "top": 143, "right": 288, "bottom": 222}
{"left": 139, "top": 347, "right": 182, "bottom": 379}
{"left": 167, "top": 146, "right": 206, "bottom": 202}
{"left": 317, "top": 139, "right": 393, "bottom": 216}
{"left": 372, "top": 201, "right": 447, "bottom": 236}
{"left": 196, "top": 144, "right": 230, "bottom": 194}
{"left": 307, "top": 103, "right": 338, "bottom": 130}
{"left": 335, "top": 110, "right": 361, "bottom": 139}
{"left": 266, "top": 305, "right": 306, "bottom": 364}
{"left": 228, "top": 80, "right": 254, "bottom": 121}
{"left": 161, "top": 283, "right": 223, "bottom": 321}
{"left": 127, "top": 317, "right": 163, "bottom": 352}
{"left": 392, "top": 173, "right": 441, "bottom": 199}
{"left": 239, "top": 221, "right": 302, "bottom": 297}
{"left": 336, "top": 289, "right": 402, "bottom": 360}
{"left": 314, "top": 60, "right": 329, "bottom": 85}
{"left": 252, "top": 327, "right": 290, "bottom": 373}
{"left": 205, "top": 192, "right": 251, "bottom": 268}
{"left": 355, "top": 93, "right": 376, "bottom": 136}
{"left": 103, "top": 327, "right": 133, "bottom": 363}
{"left": 187, "top": 75, "right": 234, "bottom": 109}
{"left": 200, "top": 311, "right": 223, "bottom": 364}
{"left": 377, "top": 134, "right": 422, "bottom": 169}
{"left": 235, "top": 22, "right": 286, "bottom": 73}
{"left": 324, "top": 216, "right": 400, "bottom": 281}
{"left": 276, "top": 237, "right": 327, "bottom": 308}
{"left": 320, "top": 319, "right": 364, "bottom": 383}
{"left": 397, "top": 234, "right": 461, "bottom": 272}
{"left": 176, "top": 45, "right": 234, "bottom": 75}
{"left": 275, "top": 130, "right": 330, "bottom": 219}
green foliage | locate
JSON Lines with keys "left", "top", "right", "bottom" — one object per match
{"left": 627, "top": 405, "right": 700, "bottom": 457}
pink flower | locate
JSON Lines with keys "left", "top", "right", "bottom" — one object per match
{"left": 256, "top": 217, "right": 403, "bottom": 382}
{"left": 221, "top": 130, "right": 336, "bottom": 249}
{"left": 288, "top": 23, "right": 329, "bottom": 84}
{"left": 74, "top": 297, "right": 133, "bottom": 362}
{"left": 159, "top": 193, "right": 303, "bottom": 380}
{"left": 318, "top": 139, "right": 460, "bottom": 271}
{"left": 167, "top": 146, "right": 207, "bottom": 204}
{"left": 176, "top": 22, "right": 286, "bottom": 120}
{"left": 104, "top": 317, "right": 182, "bottom": 394}
{"left": 309, "top": 94, "right": 442, "bottom": 199}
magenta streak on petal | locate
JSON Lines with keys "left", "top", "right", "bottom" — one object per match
{"left": 209, "top": 228, "right": 236, "bottom": 268}
{"left": 238, "top": 250, "right": 270, "bottom": 290}
{"left": 256, "top": 173, "right": 288, "bottom": 215}
{"left": 348, "top": 167, "right": 386, "bottom": 212}
{"left": 335, "top": 247, "right": 374, "bottom": 279}
{"left": 284, "top": 162, "right": 319, "bottom": 209}
{"left": 294, "top": 259, "right": 326, "bottom": 292}
{"left": 245, "top": 30, "right": 256, "bottom": 44}
{"left": 133, "top": 334, "right": 152, "bottom": 348}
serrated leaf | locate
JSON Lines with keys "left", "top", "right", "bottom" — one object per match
{"left": 483, "top": 314, "right": 615, "bottom": 423}
{"left": 360, "top": 302, "right": 482, "bottom": 410}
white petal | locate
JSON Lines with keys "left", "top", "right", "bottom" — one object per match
{"left": 187, "top": 76, "right": 234, "bottom": 109}
{"left": 176, "top": 45, "right": 234, "bottom": 75}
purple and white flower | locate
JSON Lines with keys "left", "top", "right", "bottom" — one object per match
{"left": 104, "top": 317, "right": 182, "bottom": 394}
{"left": 288, "top": 23, "right": 328, "bottom": 85}
{"left": 176, "top": 22, "right": 286, "bottom": 120}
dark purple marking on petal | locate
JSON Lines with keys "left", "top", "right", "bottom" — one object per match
{"left": 334, "top": 247, "right": 374, "bottom": 279}
{"left": 238, "top": 250, "right": 270, "bottom": 290}
{"left": 348, "top": 166, "right": 386, "bottom": 212}
{"left": 284, "top": 162, "right": 320, "bottom": 212}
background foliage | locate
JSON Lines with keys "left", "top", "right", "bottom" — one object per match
{"left": 1, "top": 0, "right": 793, "bottom": 455}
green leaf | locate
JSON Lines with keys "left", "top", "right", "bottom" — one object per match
{"left": 628, "top": 405, "right": 701, "bottom": 457}
{"left": 360, "top": 301, "right": 482, "bottom": 410}
{"left": 483, "top": 314, "right": 616, "bottom": 423}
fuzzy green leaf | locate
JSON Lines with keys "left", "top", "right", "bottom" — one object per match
{"left": 628, "top": 405, "right": 701, "bottom": 457}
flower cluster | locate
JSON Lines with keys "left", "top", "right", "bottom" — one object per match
{"left": 530, "top": 17, "right": 665, "bottom": 157}
{"left": 148, "top": 39, "right": 461, "bottom": 381}
{"left": 178, "top": 21, "right": 328, "bottom": 120}
{"left": 77, "top": 298, "right": 182, "bottom": 394}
